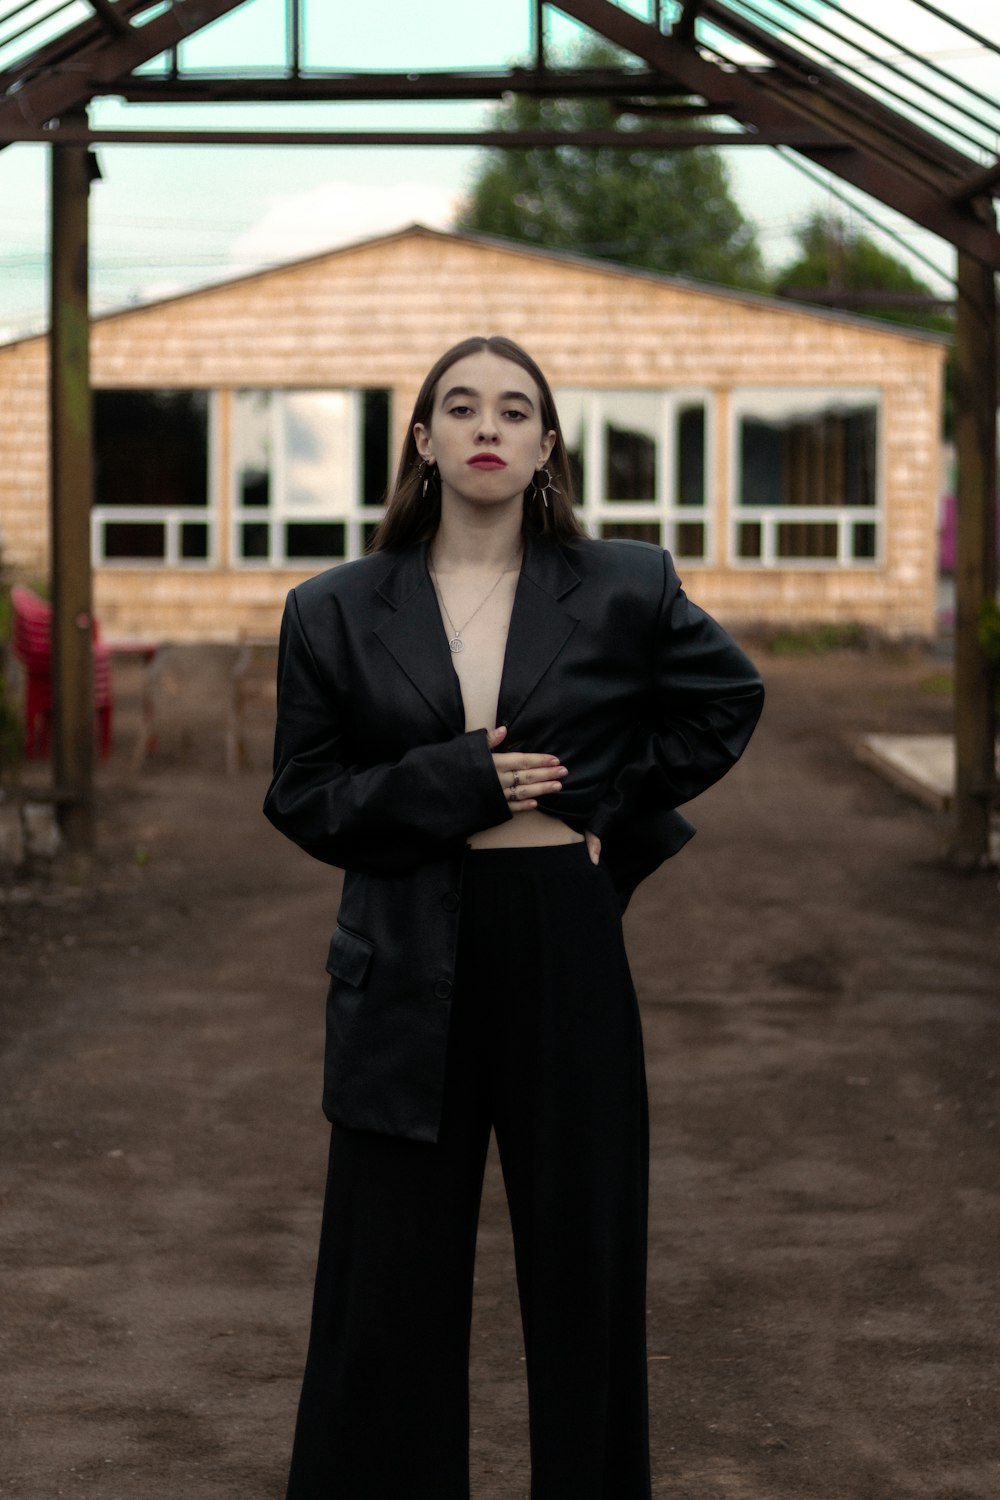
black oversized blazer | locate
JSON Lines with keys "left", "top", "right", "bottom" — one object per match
{"left": 264, "top": 530, "right": 764, "bottom": 1142}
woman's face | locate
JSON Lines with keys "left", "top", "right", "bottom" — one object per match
{"left": 413, "top": 350, "right": 556, "bottom": 515}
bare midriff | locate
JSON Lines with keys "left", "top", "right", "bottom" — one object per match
{"left": 431, "top": 563, "right": 584, "bottom": 851}
{"left": 468, "top": 807, "right": 584, "bottom": 850}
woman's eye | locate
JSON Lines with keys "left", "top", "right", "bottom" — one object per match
{"left": 448, "top": 404, "right": 473, "bottom": 417}
{"left": 504, "top": 409, "right": 528, "bottom": 422}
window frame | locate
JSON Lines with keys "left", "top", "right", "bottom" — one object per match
{"left": 555, "top": 387, "right": 715, "bottom": 565}
{"left": 230, "top": 387, "right": 391, "bottom": 570}
{"left": 728, "top": 385, "right": 884, "bottom": 570}
{"left": 91, "top": 388, "right": 220, "bottom": 569}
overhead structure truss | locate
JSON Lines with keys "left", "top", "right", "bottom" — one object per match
{"left": 0, "top": 0, "right": 996, "bottom": 271}
{"left": 0, "top": 0, "right": 996, "bottom": 861}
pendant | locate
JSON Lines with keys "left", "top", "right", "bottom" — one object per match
{"left": 449, "top": 636, "right": 465, "bottom": 654}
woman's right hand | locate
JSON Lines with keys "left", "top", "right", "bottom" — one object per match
{"left": 488, "top": 726, "right": 567, "bottom": 813}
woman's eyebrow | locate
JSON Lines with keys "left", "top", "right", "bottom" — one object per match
{"left": 440, "top": 384, "right": 535, "bottom": 409}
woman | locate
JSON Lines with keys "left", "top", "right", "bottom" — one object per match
{"left": 264, "top": 335, "right": 764, "bottom": 1499}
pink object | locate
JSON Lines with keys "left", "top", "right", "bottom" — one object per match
{"left": 10, "top": 585, "right": 113, "bottom": 758}
{"left": 938, "top": 494, "right": 956, "bottom": 574}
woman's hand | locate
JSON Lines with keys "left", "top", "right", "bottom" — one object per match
{"left": 488, "top": 726, "right": 567, "bottom": 814}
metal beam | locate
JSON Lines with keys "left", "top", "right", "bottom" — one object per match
{"left": 1, "top": 0, "right": 168, "bottom": 92}
{"left": 0, "top": 125, "right": 841, "bottom": 148}
{"left": 673, "top": 0, "right": 703, "bottom": 44}
{"left": 552, "top": 0, "right": 1000, "bottom": 267}
{"left": 951, "top": 157, "right": 1000, "bottom": 206}
{"left": 86, "top": 0, "right": 131, "bottom": 34}
{"left": 0, "top": 0, "right": 252, "bottom": 134}
{"left": 694, "top": 0, "right": 974, "bottom": 182}
{"left": 49, "top": 133, "right": 95, "bottom": 850}
{"left": 951, "top": 234, "right": 999, "bottom": 866}
{"left": 102, "top": 68, "right": 710, "bottom": 105}
{"left": 533, "top": 0, "right": 546, "bottom": 71}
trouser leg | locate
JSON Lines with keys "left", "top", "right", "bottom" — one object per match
{"left": 285, "top": 983, "right": 491, "bottom": 1500}
{"left": 469, "top": 846, "right": 653, "bottom": 1500}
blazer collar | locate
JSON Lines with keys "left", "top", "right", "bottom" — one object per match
{"left": 373, "top": 531, "right": 582, "bottom": 736}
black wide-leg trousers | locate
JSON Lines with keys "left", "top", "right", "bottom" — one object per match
{"left": 285, "top": 843, "right": 652, "bottom": 1499}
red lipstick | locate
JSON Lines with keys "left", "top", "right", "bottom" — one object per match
{"left": 467, "top": 454, "right": 507, "bottom": 469}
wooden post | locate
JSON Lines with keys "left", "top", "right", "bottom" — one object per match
{"left": 952, "top": 234, "right": 998, "bottom": 867}
{"left": 49, "top": 133, "right": 95, "bottom": 850}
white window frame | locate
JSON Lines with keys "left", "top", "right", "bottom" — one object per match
{"left": 91, "top": 390, "right": 220, "bottom": 569}
{"left": 555, "top": 388, "right": 714, "bottom": 564}
{"left": 729, "top": 386, "right": 883, "bottom": 570}
{"left": 231, "top": 388, "right": 389, "bottom": 569}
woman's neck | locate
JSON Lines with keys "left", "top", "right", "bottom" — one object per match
{"left": 430, "top": 497, "right": 524, "bottom": 572}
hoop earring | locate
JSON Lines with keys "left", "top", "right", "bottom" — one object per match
{"left": 530, "top": 467, "right": 556, "bottom": 510}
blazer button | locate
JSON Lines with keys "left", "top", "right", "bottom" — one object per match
{"left": 433, "top": 979, "right": 453, "bottom": 1000}
{"left": 441, "top": 891, "right": 460, "bottom": 913}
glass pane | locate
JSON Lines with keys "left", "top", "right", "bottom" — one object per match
{"left": 600, "top": 522, "right": 662, "bottom": 545}
{"left": 234, "top": 390, "right": 271, "bottom": 508}
{"left": 241, "top": 521, "right": 270, "bottom": 560}
{"left": 674, "top": 521, "right": 704, "bottom": 558}
{"left": 557, "top": 390, "right": 587, "bottom": 503}
{"left": 845, "top": 410, "right": 878, "bottom": 507}
{"left": 361, "top": 390, "right": 391, "bottom": 507}
{"left": 181, "top": 522, "right": 209, "bottom": 560}
{"left": 95, "top": 390, "right": 208, "bottom": 508}
{"left": 285, "top": 522, "right": 346, "bottom": 560}
{"left": 675, "top": 403, "right": 705, "bottom": 507}
{"left": 304, "top": 0, "right": 525, "bottom": 70}
{"left": 102, "top": 522, "right": 165, "bottom": 560}
{"left": 776, "top": 522, "right": 839, "bottom": 560}
{"left": 737, "top": 521, "right": 762, "bottom": 559}
{"left": 737, "top": 392, "right": 878, "bottom": 509}
{"left": 739, "top": 419, "right": 785, "bottom": 508}
{"left": 285, "top": 392, "right": 353, "bottom": 512}
{"left": 852, "top": 521, "right": 878, "bottom": 560}
{"left": 604, "top": 393, "right": 659, "bottom": 502}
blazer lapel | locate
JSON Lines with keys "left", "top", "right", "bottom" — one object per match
{"left": 374, "top": 545, "right": 466, "bottom": 734}
{"left": 497, "top": 532, "right": 582, "bottom": 732}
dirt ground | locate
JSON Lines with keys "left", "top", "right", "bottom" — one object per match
{"left": 1, "top": 640, "right": 998, "bottom": 1500}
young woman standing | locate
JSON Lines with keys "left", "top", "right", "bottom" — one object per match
{"left": 264, "top": 335, "right": 764, "bottom": 1498}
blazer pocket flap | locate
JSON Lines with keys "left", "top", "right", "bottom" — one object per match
{"left": 325, "top": 925, "right": 374, "bottom": 988}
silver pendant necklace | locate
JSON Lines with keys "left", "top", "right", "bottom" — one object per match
{"left": 429, "top": 549, "right": 521, "bottom": 654}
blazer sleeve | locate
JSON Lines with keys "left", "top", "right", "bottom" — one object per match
{"left": 587, "top": 551, "right": 764, "bottom": 848}
{"left": 263, "top": 588, "right": 512, "bottom": 874}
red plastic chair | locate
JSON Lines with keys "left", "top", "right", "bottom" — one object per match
{"left": 10, "top": 585, "right": 113, "bottom": 758}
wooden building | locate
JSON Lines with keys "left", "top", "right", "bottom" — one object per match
{"left": 0, "top": 224, "right": 946, "bottom": 642}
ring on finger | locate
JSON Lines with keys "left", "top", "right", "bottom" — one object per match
{"left": 511, "top": 771, "right": 520, "bottom": 789}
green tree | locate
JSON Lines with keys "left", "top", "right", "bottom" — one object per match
{"left": 773, "top": 212, "right": 952, "bottom": 333}
{"left": 456, "top": 43, "right": 766, "bottom": 291}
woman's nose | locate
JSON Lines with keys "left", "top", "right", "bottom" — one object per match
{"left": 475, "top": 414, "right": 500, "bottom": 443}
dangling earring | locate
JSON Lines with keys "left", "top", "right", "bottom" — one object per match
{"left": 531, "top": 467, "right": 556, "bottom": 510}
{"left": 418, "top": 458, "right": 436, "bottom": 498}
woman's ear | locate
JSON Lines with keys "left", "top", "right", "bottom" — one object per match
{"left": 413, "top": 422, "right": 433, "bottom": 461}
{"left": 539, "top": 429, "right": 556, "bottom": 467}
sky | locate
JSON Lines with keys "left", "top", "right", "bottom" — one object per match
{"left": 0, "top": 0, "right": 997, "bottom": 342}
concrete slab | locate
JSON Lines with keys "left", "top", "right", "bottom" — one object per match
{"left": 857, "top": 733, "right": 956, "bottom": 811}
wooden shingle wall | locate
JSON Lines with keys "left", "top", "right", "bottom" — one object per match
{"left": 0, "top": 227, "right": 946, "bottom": 642}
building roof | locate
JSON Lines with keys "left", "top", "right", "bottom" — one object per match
{"left": 0, "top": 221, "right": 951, "bottom": 354}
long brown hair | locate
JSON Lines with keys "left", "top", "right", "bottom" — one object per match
{"left": 368, "top": 335, "right": 584, "bottom": 552}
